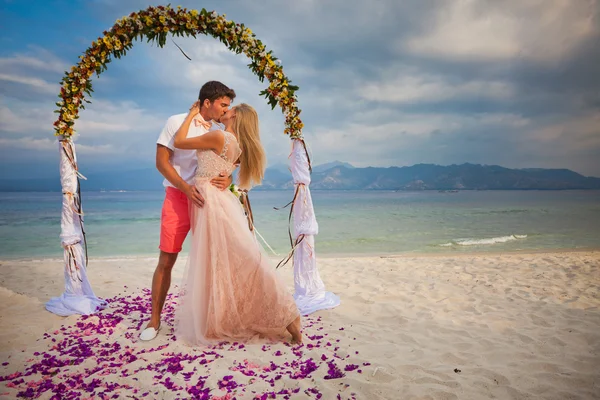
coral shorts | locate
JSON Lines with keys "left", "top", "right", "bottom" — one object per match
{"left": 159, "top": 187, "right": 191, "bottom": 253}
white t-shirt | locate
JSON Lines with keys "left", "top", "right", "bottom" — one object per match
{"left": 156, "top": 113, "right": 224, "bottom": 188}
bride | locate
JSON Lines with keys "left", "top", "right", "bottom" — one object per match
{"left": 173, "top": 101, "right": 302, "bottom": 345}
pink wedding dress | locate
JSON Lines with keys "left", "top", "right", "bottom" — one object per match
{"left": 175, "top": 130, "right": 300, "bottom": 346}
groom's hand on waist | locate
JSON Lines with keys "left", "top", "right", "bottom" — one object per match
{"left": 210, "top": 173, "right": 231, "bottom": 191}
{"left": 183, "top": 184, "right": 205, "bottom": 207}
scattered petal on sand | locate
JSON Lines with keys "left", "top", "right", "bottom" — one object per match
{"left": 1, "top": 288, "right": 364, "bottom": 399}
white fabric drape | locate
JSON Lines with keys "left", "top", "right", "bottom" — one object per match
{"left": 45, "top": 139, "right": 106, "bottom": 316}
{"left": 289, "top": 139, "right": 340, "bottom": 315}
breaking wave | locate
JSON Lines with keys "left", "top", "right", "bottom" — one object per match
{"left": 439, "top": 234, "right": 528, "bottom": 247}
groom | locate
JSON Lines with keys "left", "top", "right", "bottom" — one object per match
{"left": 140, "top": 81, "right": 236, "bottom": 341}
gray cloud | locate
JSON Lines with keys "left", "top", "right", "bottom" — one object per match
{"left": 1, "top": 0, "right": 599, "bottom": 178}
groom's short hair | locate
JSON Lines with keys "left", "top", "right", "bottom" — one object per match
{"left": 199, "top": 81, "right": 236, "bottom": 104}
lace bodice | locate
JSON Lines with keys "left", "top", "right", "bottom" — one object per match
{"left": 195, "top": 130, "right": 241, "bottom": 178}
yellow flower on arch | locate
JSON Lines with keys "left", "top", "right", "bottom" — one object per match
{"left": 54, "top": 5, "right": 303, "bottom": 139}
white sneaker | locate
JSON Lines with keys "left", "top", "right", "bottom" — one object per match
{"left": 139, "top": 324, "right": 160, "bottom": 341}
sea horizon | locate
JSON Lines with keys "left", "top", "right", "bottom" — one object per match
{"left": 1, "top": 189, "right": 599, "bottom": 261}
{"left": 2, "top": 188, "right": 600, "bottom": 193}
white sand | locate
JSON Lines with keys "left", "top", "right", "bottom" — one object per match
{"left": 1, "top": 251, "right": 599, "bottom": 399}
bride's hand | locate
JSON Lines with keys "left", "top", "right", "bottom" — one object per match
{"left": 188, "top": 101, "right": 201, "bottom": 117}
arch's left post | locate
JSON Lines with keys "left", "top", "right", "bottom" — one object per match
{"left": 45, "top": 138, "right": 106, "bottom": 316}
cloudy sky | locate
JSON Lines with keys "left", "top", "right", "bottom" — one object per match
{"left": 1, "top": 0, "right": 599, "bottom": 179}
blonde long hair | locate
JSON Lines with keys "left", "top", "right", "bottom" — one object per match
{"left": 233, "top": 104, "right": 266, "bottom": 189}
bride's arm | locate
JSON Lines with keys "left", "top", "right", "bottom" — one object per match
{"left": 174, "top": 127, "right": 224, "bottom": 151}
{"left": 173, "top": 102, "right": 224, "bottom": 150}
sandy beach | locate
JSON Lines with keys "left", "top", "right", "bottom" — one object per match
{"left": 1, "top": 250, "right": 599, "bottom": 399}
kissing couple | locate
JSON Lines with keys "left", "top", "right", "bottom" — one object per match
{"left": 139, "top": 81, "right": 302, "bottom": 345}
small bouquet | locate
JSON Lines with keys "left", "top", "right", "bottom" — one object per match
{"left": 228, "top": 183, "right": 241, "bottom": 199}
{"left": 229, "top": 183, "right": 253, "bottom": 231}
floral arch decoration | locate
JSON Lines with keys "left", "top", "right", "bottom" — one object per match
{"left": 46, "top": 4, "right": 340, "bottom": 317}
{"left": 54, "top": 5, "right": 304, "bottom": 138}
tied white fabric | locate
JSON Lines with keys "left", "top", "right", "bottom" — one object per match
{"left": 289, "top": 139, "right": 340, "bottom": 315}
{"left": 45, "top": 139, "right": 107, "bottom": 316}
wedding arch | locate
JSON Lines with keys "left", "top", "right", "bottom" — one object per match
{"left": 46, "top": 5, "right": 339, "bottom": 317}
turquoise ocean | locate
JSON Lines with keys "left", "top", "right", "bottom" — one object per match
{"left": 1, "top": 190, "right": 599, "bottom": 260}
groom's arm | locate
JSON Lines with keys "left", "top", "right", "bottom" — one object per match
{"left": 212, "top": 160, "right": 239, "bottom": 191}
{"left": 156, "top": 144, "right": 205, "bottom": 207}
{"left": 211, "top": 173, "right": 232, "bottom": 191}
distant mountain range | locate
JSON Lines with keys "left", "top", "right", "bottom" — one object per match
{"left": 310, "top": 163, "right": 600, "bottom": 190}
{"left": 1, "top": 161, "right": 599, "bottom": 191}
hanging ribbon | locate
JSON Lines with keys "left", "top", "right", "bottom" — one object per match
{"left": 273, "top": 183, "right": 303, "bottom": 248}
{"left": 60, "top": 139, "right": 87, "bottom": 180}
{"left": 276, "top": 234, "right": 306, "bottom": 270}
{"left": 239, "top": 189, "right": 255, "bottom": 232}
{"left": 64, "top": 244, "right": 83, "bottom": 283}
{"left": 63, "top": 191, "right": 84, "bottom": 216}
{"left": 233, "top": 189, "right": 278, "bottom": 255}
{"left": 290, "top": 138, "right": 312, "bottom": 174}
{"left": 253, "top": 227, "right": 279, "bottom": 256}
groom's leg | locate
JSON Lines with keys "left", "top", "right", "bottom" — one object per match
{"left": 147, "top": 250, "right": 178, "bottom": 329}
{"left": 147, "top": 187, "right": 191, "bottom": 329}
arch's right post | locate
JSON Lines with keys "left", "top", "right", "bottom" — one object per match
{"left": 289, "top": 138, "right": 340, "bottom": 315}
